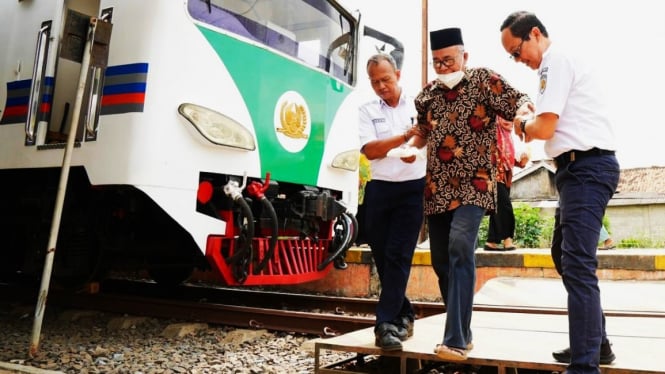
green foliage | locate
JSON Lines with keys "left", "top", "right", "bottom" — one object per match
{"left": 477, "top": 216, "right": 489, "bottom": 247}
{"left": 537, "top": 215, "right": 555, "bottom": 248}
{"left": 477, "top": 203, "right": 553, "bottom": 248}
{"left": 513, "top": 203, "right": 548, "bottom": 248}
{"left": 619, "top": 236, "right": 665, "bottom": 248}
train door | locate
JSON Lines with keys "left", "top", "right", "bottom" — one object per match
{"left": 44, "top": 0, "right": 111, "bottom": 146}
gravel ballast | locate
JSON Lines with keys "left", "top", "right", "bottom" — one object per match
{"left": 0, "top": 304, "right": 354, "bottom": 374}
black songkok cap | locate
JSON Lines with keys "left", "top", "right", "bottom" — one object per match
{"left": 430, "top": 27, "right": 464, "bottom": 50}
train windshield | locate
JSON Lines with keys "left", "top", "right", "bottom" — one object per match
{"left": 188, "top": 0, "right": 356, "bottom": 85}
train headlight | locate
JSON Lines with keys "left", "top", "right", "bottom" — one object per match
{"left": 178, "top": 103, "right": 256, "bottom": 150}
{"left": 331, "top": 150, "right": 359, "bottom": 171}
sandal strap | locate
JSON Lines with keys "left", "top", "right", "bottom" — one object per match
{"left": 434, "top": 344, "right": 467, "bottom": 357}
{"left": 448, "top": 346, "right": 466, "bottom": 355}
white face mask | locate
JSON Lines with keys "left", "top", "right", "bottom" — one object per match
{"left": 437, "top": 71, "right": 465, "bottom": 89}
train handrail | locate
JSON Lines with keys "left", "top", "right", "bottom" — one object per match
{"left": 84, "top": 67, "right": 102, "bottom": 138}
{"left": 25, "top": 21, "right": 52, "bottom": 144}
{"left": 85, "top": 9, "right": 113, "bottom": 140}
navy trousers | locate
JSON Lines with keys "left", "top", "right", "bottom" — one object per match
{"left": 554, "top": 154, "right": 619, "bottom": 373}
{"left": 364, "top": 178, "right": 425, "bottom": 326}
{"left": 428, "top": 204, "right": 485, "bottom": 349}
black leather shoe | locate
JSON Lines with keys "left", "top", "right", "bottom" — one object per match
{"left": 552, "top": 341, "right": 616, "bottom": 364}
{"left": 374, "top": 322, "right": 402, "bottom": 351}
{"left": 394, "top": 316, "right": 414, "bottom": 341}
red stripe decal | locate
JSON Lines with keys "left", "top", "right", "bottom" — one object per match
{"left": 3, "top": 106, "right": 28, "bottom": 116}
{"left": 39, "top": 102, "right": 51, "bottom": 114}
{"left": 101, "top": 93, "right": 146, "bottom": 106}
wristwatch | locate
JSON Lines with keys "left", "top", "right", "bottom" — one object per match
{"left": 520, "top": 119, "right": 527, "bottom": 136}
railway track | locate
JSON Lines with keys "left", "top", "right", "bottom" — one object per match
{"left": 1, "top": 279, "right": 381, "bottom": 336}
{"left": 2, "top": 278, "right": 663, "bottom": 340}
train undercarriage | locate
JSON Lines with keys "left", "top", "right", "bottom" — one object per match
{"left": 0, "top": 167, "right": 355, "bottom": 289}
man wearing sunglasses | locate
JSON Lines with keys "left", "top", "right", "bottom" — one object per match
{"left": 500, "top": 11, "right": 619, "bottom": 373}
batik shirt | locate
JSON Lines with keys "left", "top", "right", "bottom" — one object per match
{"left": 414, "top": 67, "right": 530, "bottom": 216}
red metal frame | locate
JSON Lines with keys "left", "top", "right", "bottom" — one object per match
{"left": 205, "top": 235, "right": 333, "bottom": 286}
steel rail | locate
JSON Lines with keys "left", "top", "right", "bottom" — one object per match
{"left": 2, "top": 280, "right": 664, "bottom": 340}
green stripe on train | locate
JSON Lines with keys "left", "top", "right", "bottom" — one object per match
{"left": 197, "top": 26, "right": 351, "bottom": 186}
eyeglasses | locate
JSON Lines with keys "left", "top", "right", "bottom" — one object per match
{"left": 432, "top": 56, "right": 458, "bottom": 69}
{"left": 510, "top": 38, "right": 526, "bottom": 59}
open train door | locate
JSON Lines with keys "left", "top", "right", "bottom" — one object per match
{"left": 46, "top": 1, "right": 112, "bottom": 146}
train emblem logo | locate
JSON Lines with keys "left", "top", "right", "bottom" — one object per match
{"left": 274, "top": 91, "right": 310, "bottom": 153}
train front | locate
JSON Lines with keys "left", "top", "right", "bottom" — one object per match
{"left": 180, "top": 0, "right": 367, "bottom": 285}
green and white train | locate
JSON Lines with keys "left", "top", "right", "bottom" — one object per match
{"left": 0, "top": 0, "right": 404, "bottom": 286}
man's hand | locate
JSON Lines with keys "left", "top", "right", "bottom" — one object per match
{"left": 514, "top": 102, "right": 535, "bottom": 142}
{"left": 516, "top": 152, "right": 530, "bottom": 168}
{"left": 514, "top": 116, "right": 534, "bottom": 142}
{"left": 403, "top": 125, "right": 426, "bottom": 142}
{"left": 400, "top": 155, "right": 417, "bottom": 163}
{"left": 516, "top": 102, "right": 535, "bottom": 117}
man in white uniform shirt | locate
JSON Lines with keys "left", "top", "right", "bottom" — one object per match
{"left": 359, "top": 53, "right": 425, "bottom": 351}
{"left": 501, "top": 11, "right": 619, "bottom": 373}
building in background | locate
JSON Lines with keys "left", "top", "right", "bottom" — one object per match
{"left": 512, "top": 162, "right": 665, "bottom": 247}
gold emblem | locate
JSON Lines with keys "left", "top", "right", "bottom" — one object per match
{"left": 277, "top": 101, "right": 309, "bottom": 139}
{"left": 274, "top": 91, "right": 310, "bottom": 153}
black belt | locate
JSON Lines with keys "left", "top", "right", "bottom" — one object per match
{"left": 554, "top": 148, "right": 615, "bottom": 168}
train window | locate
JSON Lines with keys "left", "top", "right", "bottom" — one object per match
{"left": 188, "top": 0, "right": 355, "bottom": 84}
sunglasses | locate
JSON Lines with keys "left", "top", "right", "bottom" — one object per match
{"left": 510, "top": 38, "right": 527, "bottom": 59}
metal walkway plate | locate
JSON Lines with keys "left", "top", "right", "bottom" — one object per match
{"left": 315, "top": 278, "right": 665, "bottom": 373}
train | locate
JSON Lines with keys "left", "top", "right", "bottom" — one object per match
{"left": 0, "top": 0, "right": 404, "bottom": 287}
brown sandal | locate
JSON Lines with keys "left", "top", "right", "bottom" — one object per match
{"left": 434, "top": 344, "right": 468, "bottom": 361}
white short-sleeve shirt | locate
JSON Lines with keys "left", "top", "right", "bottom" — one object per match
{"left": 536, "top": 43, "right": 616, "bottom": 158}
{"left": 358, "top": 92, "right": 426, "bottom": 182}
